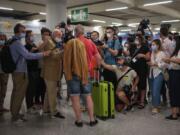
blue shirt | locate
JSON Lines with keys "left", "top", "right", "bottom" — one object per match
{"left": 104, "top": 39, "right": 121, "bottom": 65}
{"left": 10, "top": 36, "right": 43, "bottom": 73}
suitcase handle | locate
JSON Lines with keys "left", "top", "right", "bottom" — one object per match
{"left": 93, "top": 67, "right": 100, "bottom": 83}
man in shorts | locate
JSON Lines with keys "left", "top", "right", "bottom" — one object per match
{"left": 64, "top": 25, "right": 102, "bottom": 127}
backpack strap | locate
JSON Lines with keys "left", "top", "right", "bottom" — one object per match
{"left": 117, "top": 68, "right": 132, "bottom": 84}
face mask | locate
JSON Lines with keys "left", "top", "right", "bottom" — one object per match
{"left": 106, "top": 33, "right": 112, "bottom": 38}
{"left": 151, "top": 45, "right": 157, "bottom": 52}
{"left": 55, "top": 37, "right": 62, "bottom": 43}
{"left": 0, "top": 40, "right": 5, "bottom": 45}
{"left": 148, "top": 41, "right": 151, "bottom": 45}
{"left": 20, "top": 33, "right": 26, "bottom": 38}
{"left": 117, "top": 64, "right": 124, "bottom": 69}
{"left": 93, "top": 38, "right": 99, "bottom": 42}
{"left": 135, "top": 40, "right": 139, "bottom": 45}
{"left": 21, "top": 38, "right": 25, "bottom": 45}
{"left": 30, "top": 36, "right": 35, "bottom": 42}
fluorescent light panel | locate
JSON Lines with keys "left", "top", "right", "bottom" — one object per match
{"left": 144, "top": 0, "right": 173, "bottom": 7}
{"left": 92, "top": 20, "right": 106, "bottom": 23}
{"left": 128, "top": 23, "right": 139, "bottom": 27}
{"left": 155, "top": 28, "right": 160, "bottom": 31}
{"left": 39, "top": 12, "right": 47, "bottom": 15}
{"left": 162, "top": 20, "right": 180, "bottom": 23}
{"left": 121, "top": 29, "right": 131, "bottom": 32}
{"left": 112, "top": 22, "right": 123, "bottom": 26}
{"left": 106, "top": 6, "right": 128, "bottom": 11}
{"left": 0, "top": 7, "right": 14, "bottom": 11}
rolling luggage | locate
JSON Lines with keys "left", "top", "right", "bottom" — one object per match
{"left": 92, "top": 69, "right": 115, "bottom": 120}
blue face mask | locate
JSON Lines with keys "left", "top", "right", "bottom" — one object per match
{"left": 117, "top": 63, "right": 124, "bottom": 69}
{"left": 0, "top": 40, "right": 5, "bottom": 45}
{"left": 148, "top": 41, "right": 151, "bottom": 45}
{"left": 151, "top": 45, "right": 157, "bottom": 52}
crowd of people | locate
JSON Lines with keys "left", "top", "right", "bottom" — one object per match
{"left": 0, "top": 22, "right": 180, "bottom": 127}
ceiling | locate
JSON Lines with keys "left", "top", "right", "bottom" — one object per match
{"left": 0, "top": 0, "right": 180, "bottom": 32}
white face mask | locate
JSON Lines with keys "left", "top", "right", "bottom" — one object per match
{"left": 55, "top": 37, "right": 62, "bottom": 43}
{"left": 21, "top": 38, "right": 25, "bottom": 45}
{"left": 107, "top": 33, "right": 112, "bottom": 38}
{"left": 135, "top": 40, "right": 139, "bottom": 45}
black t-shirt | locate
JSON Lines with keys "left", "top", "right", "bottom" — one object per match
{"left": 25, "top": 43, "right": 39, "bottom": 72}
{"left": 92, "top": 40, "right": 104, "bottom": 46}
{"left": 131, "top": 45, "right": 150, "bottom": 75}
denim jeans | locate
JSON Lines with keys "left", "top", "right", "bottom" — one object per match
{"left": 149, "top": 73, "right": 164, "bottom": 107}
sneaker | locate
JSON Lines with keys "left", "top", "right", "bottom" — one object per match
{"left": 0, "top": 108, "right": 9, "bottom": 113}
{"left": 165, "top": 115, "right": 178, "bottom": 120}
{"left": 126, "top": 105, "right": 133, "bottom": 111}
{"left": 12, "top": 114, "right": 27, "bottom": 123}
{"left": 89, "top": 119, "right": 98, "bottom": 127}
{"left": 152, "top": 108, "right": 160, "bottom": 115}
{"left": 75, "top": 121, "right": 83, "bottom": 127}
{"left": 27, "top": 108, "right": 37, "bottom": 114}
{"left": 53, "top": 112, "right": 65, "bottom": 119}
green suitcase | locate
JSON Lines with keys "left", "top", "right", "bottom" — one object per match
{"left": 92, "top": 81, "right": 115, "bottom": 120}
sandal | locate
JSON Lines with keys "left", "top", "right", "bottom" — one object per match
{"left": 138, "top": 103, "right": 145, "bottom": 109}
{"left": 75, "top": 121, "right": 83, "bottom": 127}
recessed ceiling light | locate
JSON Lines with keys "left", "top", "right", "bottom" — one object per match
{"left": 121, "top": 29, "right": 131, "bottom": 32}
{"left": 92, "top": 20, "right": 106, "bottom": 23}
{"left": 144, "top": 0, "right": 173, "bottom": 7}
{"left": 162, "top": 20, "right": 180, "bottom": 23}
{"left": 39, "top": 12, "right": 47, "bottom": 15}
{"left": 112, "top": 22, "right": 123, "bottom": 26}
{"left": 106, "top": 7, "right": 128, "bottom": 11}
{"left": 0, "top": 7, "right": 14, "bottom": 11}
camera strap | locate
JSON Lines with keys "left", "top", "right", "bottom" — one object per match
{"left": 117, "top": 68, "right": 132, "bottom": 84}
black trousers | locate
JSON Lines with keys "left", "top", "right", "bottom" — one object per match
{"left": 35, "top": 76, "right": 46, "bottom": 105}
{"left": 26, "top": 70, "right": 39, "bottom": 109}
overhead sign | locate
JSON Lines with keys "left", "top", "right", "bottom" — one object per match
{"left": 71, "top": 8, "right": 88, "bottom": 22}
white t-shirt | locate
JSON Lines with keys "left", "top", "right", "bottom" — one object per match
{"left": 169, "top": 51, "right": 180, "bottom": 70}
{"left": 112, "top": 65, "right": 137, "bottom": 90}
{"left": 161, "top": 37, "right": 174, "bottom": 57}
{"left": 149, "top": 51, "right": 166, "bottom": 78}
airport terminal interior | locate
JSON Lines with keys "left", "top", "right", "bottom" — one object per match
{"left": 0, "top": 0, "right": 180, "bottom": 135}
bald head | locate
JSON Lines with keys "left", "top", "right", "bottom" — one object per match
{"left": 75, "top": 24, "right": 84, "bottom": 37}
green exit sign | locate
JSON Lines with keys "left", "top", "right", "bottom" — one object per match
{"left": 71, "top": 8, "right": 88, "bottom": 22}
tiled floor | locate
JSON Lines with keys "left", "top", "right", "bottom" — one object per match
{"left": 0, "top": 76, "right": 179, "bottom": 135}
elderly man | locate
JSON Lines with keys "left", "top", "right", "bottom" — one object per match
{"left": 64, "top": 24, "right": 102, "bottom": 127}
{"left": 41, "top": 28, "right": 65, "bottom": 119}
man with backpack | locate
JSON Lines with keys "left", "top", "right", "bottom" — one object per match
{"left": 101, "top": 56, "right": 139, "bottom": 112}
{"left": 8, "top": 23, "right": 50, "bottom": 123}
